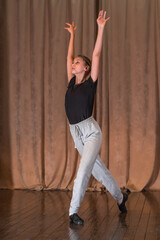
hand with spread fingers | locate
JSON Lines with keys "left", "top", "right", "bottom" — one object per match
{"left": 97, "top": 10, "right": 110, "bottom": 28}
{"left": 65, "top": 21, "right": 77, "bottom": 34}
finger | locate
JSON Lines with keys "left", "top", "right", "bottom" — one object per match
{"left": 65, "top": 23, "right": 71, "bottom": 26}
{"left": 98, "top": 10, "right": 103, "bottom": 17}
{"left": 74, "top": 26, "right": 77, "bottom": 30}
{"left": 105, "top": 17, "right": 110, "bottom": 22}
{"left": 103, "top": 11, "right": 106, "bottom": 19}
{"left": 98, "top": 12, "right": 102, "bottom": 19}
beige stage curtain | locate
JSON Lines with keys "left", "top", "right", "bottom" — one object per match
{"left": 0, "top": 0, "right": 160, "bottom": 191}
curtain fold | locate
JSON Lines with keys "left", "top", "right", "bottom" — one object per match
{"left": 0, "top": 0, "right": 160, "bottom": 191}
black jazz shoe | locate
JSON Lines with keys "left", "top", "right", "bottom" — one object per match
{"left": 118, "top": 193, "right": 128, "bottom": 213}
{"left": 69, "top": 213, "right": 84, "bottom": 225}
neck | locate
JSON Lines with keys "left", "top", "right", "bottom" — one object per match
{"left": 75, "top": 73, "right": 86, "bottom": 84}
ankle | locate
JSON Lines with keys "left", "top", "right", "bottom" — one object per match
{"left": 117, "top": 198, "right": 123, "bottom": 205}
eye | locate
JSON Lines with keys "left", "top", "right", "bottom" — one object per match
{"left": 73, "top": 60, "right": 80, "bottom": 64}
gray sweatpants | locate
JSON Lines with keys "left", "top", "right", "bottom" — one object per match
{"left": 69, "top": 116, "right": 123, "bottom": 216}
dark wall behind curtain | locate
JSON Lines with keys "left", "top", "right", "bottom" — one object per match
{"left": 0, "top": 0, "right": 160, "bottom": 191}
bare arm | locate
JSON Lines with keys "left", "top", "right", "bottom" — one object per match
{"left": 65, "top": 22, "right": 76, "bottom": 82}
{"left": 91, "top": 10, "right": 110, "bottom": 82}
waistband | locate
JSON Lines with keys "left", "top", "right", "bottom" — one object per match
{"left": 69, "top": 116, "right": 94, "bottom": 128}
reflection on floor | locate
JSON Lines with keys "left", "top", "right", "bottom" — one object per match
{"left": 0, "top": 190, "right": 160, "bottom": 240}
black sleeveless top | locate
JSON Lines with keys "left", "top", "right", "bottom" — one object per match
{"left": 65, "top": 76, "right": 98, "bottom": 124}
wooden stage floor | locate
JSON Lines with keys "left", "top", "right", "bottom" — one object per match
{"left": 0, "top": 189, "right": 160, "bottom": 240}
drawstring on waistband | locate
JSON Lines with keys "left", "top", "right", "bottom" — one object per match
{"left": 75, "top": 125, "right": 84, "bottom": 148}
{"left": 75, "top": 125, "right": 83, "bottom": 138}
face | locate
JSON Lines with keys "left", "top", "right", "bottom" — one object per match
{"left": 72, "top": 57, "right": 87, "bottom": 75}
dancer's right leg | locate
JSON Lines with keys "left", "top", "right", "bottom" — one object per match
{"left": 91, "top": 155, "right": 123, "bottom": 202}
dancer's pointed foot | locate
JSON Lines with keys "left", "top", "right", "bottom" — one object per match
{"left": 69, "top": 213, "right": 84, "bottom": 225}
{"left": 118, "top": 193, "right": 128, "bottom": 213}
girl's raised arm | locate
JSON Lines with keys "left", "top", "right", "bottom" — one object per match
{"left": 91, "top": 10, "right": 110, "bottom": 82}
{"left": 65, "top": 22, "right": 77, "bottom": 82}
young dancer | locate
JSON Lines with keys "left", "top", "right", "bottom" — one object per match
{"left": 65, "top": 10, "right": 128, "bottom": 225}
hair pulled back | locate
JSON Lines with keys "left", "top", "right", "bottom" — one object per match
{"left": 78, "top": 55, "right": 91, "bottom": 77}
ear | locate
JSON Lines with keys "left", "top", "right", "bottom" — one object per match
{"left": 84, "top": 66, "right": 90, "bottom": 72}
